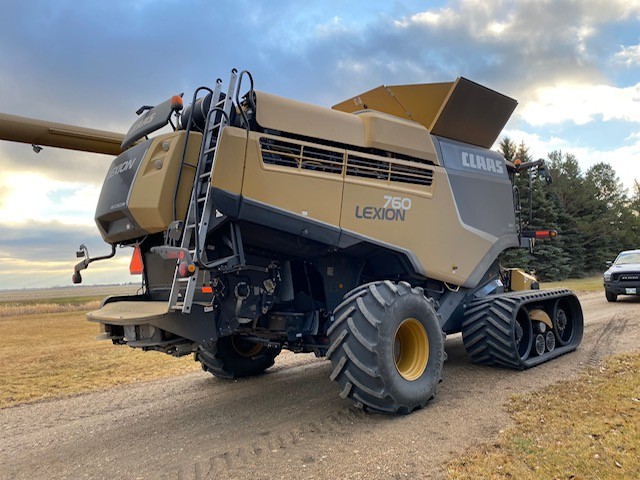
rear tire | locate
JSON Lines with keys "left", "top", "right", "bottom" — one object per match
{"left": 605, "top": 291, "right": 617, "bottom": 302}
{"left": 196, "top": 335, "right": 281, "bottom": 379}
{"left": 327, "top": 281, "right": 445, "bottom": 414}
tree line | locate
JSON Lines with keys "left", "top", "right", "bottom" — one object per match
{"left": 498, "top": 137, "right": 640, "bottom": 281}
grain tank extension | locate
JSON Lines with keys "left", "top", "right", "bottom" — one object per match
{"left": 1, "top": 70, "right": 583, "bottom": 413}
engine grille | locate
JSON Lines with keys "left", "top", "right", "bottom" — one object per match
{"left": 260, "top": 138, "right": 343, "bottom": 174}
{"left": 347, "top": 155, "right": 434, "bottom": 186}
{"left": 260, "top": 137, "right": 434, "bottom": 187}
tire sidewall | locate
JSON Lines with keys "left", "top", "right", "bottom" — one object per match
{"left": 377, "top": 291, "right": 444, "bottom": 406}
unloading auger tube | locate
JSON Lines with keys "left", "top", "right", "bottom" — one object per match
{"left": 0, "top": 68, "right": 586, "bottom": 415}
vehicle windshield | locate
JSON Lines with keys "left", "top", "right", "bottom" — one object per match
{"left": 615, "top": 252, "right": 640, "bottom": 265}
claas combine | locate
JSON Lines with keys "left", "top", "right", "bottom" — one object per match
{"left": 0, "top": 69, "right": 583, "bottom": 413}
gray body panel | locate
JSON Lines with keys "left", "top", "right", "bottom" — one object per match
{"left": 94, "top": 139, "right": 151, "bottom": 242}
{"left": 434, "top": 136, "right": 516, "bottom": 238}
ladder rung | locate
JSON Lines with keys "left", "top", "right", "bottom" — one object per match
{"left": 199, "top": 172, "right": 211, "bottom": 179}
{"left": 177, "top": 277, "right": 189, "bottom": 283}
{"left": 197, "top": 197, "right": 206, "bottom": 203}
{"left": 186, "top": 223, "right": 196, "bottom": 229}
{"left": 203, "top": 147, "right": 217, "bottom": 154}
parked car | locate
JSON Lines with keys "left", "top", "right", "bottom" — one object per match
{"left": 603, "top": 249, "right": 640, "bottom": 302}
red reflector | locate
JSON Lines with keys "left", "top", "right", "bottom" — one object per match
{"left": 129, "top": 245, "right": 144, "bottom": 275}
{"left": 201, "top": 286, "right": 213, "bottom": 294}
{"left": 535, "top": 230, "right": 558, "bottom": 238}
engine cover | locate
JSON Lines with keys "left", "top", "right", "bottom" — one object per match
{"left": 95, "top": 131, "right": 201, "bottom": 243}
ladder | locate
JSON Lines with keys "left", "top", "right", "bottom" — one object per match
{"left": 167, "top": 70, "right": 238, "bottom": 313}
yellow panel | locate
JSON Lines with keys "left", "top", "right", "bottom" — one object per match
{"left": 128, "top": 131, "right": 201, "bottom": 232}
{"left": 332, "top": 85, "right": 411, "bottom": 120}
{"left": 529, "top": 309, "right": 553, "bottom": 329}
{"left": 211, "top": 126, "right": 248, "bottom": 194}
{"left": 508, "top": 268, "right": 538, "bottom": 291}
{"left": 333, "top": 78, "right": 517, "bottom": 148}
{"left": 254, "top": 91, "right": 365, "bottom": 147}
{"left": 386, "top": 82, "right": 454, "bottom": 130}
{"left": 358, "top": 111, "right": 438, "bottom": 164}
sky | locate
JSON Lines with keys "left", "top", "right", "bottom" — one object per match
{"left": 1, "top": 0, "right": 639, "bottom": 289}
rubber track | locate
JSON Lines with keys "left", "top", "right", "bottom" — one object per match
{"left": 461, "top": 289, "right": 583, "bottom": 369}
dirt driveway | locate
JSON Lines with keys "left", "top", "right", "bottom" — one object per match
{"left": 1, "top": 292, "right": 638, "bottom": 480}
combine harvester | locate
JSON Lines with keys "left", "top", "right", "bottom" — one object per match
{"left": 0, "top": 70, "right": 583, "bottom": 413}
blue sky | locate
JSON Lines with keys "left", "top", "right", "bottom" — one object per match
{"left": 1, "top": 0, "right": 639, "bottom": 288}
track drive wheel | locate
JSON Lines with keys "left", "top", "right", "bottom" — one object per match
{"left": 605, "top": 291, "right": 617, "bottom": 303}
{"left": 327, "top": 281, "right": 446, "bottom": 414}
{"left": 196, "top": 335, "right": 281, "bottom": 379}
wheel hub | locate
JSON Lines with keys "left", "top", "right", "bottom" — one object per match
{"left": 231, "top": 336, "right": 263, "bottom": 357}
{"left": 394, "top": 318, "right": 429, "bottom": 381}
{"left": 556, "top": 309, "right": 567, "bottom": 334}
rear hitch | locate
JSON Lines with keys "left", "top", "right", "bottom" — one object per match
{"left": 72, "top": 243, "right": 117, "bottom": 284}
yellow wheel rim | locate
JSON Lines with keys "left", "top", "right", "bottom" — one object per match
{"left": 394, "top": 318, "right": 429, "bottom": 381}
{"left": 231, "top": 336, "right": 263, "bottom": 357}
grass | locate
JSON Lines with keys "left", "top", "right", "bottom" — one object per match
{"left": 447, "top": 353, "right": 640, "bottom": 479}
{"left": 0, "top": 297, "right": 103, "bottom": 317}
{"left": 0, "top": 305, "right": 200, "bottom": 409}
{"left": 542, "top": 275, "right": 604, "bottom": 292}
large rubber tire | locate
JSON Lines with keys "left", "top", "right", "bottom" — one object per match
{"left": 196, "top": 335, "right": 281, "bottom": 379}
{"left": 605, "top": 291, "right": 617, "bottom": 302}
{"left": 327, "top": 281, "right": 446, "bottom": 414}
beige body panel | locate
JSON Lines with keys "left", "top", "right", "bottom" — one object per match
{"left": 357, "top": 111, "right": 438, "bottom": 163}
{"left": 253, "top": 91, "right": 438, "bottom": 163}
{"left": 128, "top": 131, "right": 201, "bottom": 233}
{"left": 255, "top": 91, "right": 364, "bottom": 147}
{"left": 241, "top": 132, "right": 344, "bottom": 225}
{"left": 0, "top": 112, "right": 125, "bottom": 155}
{"left": 210, "top": 127, "right": 248, "bottom": 193}
{"left": 340, "top": 167, "right": 493, "bottom": 284}
{"left": 212, "top": 126, "right": 495, "bottom": 286}
{"left": 87, "top": 301, "right": 168, "bottom": 324}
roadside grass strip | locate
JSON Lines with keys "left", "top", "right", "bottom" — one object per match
{"left": 542, "top": 276, "right": 604, "bottom": 292}
{"left": 0, "top": 308, "right": 200, "bottom": 408}
{"left": 448, "top": 353, "right": 640, "bottom": 479}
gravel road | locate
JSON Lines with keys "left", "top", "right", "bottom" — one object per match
{"left": 1, "top": 292, "right": 638, "bottom": 480}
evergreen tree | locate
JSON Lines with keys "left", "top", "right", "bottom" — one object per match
{"left": 546, "top": 151, "right": 587, "bottom": 277}
{"left": 583, "top": 163, "right": 628, "bottom": 270}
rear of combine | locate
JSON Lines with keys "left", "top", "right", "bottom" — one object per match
{"left": 67, "top": 70, "right": 583, "bottom": 413}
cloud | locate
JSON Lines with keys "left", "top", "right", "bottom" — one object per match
{"left": 615, "top": 44, "right": 640, "bottom": 66}
{"left": 0, "top": 221, "right": 131, "bottom": 288}
{"left": 519, "top": 82, "right": 640, "bottom": 126}
{"left": 0, "top": 169, "right": 101, "bottom": 225}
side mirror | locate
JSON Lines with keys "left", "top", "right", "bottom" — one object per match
{"left": 606, "top": 260, "right": 613, "bottom": 267}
